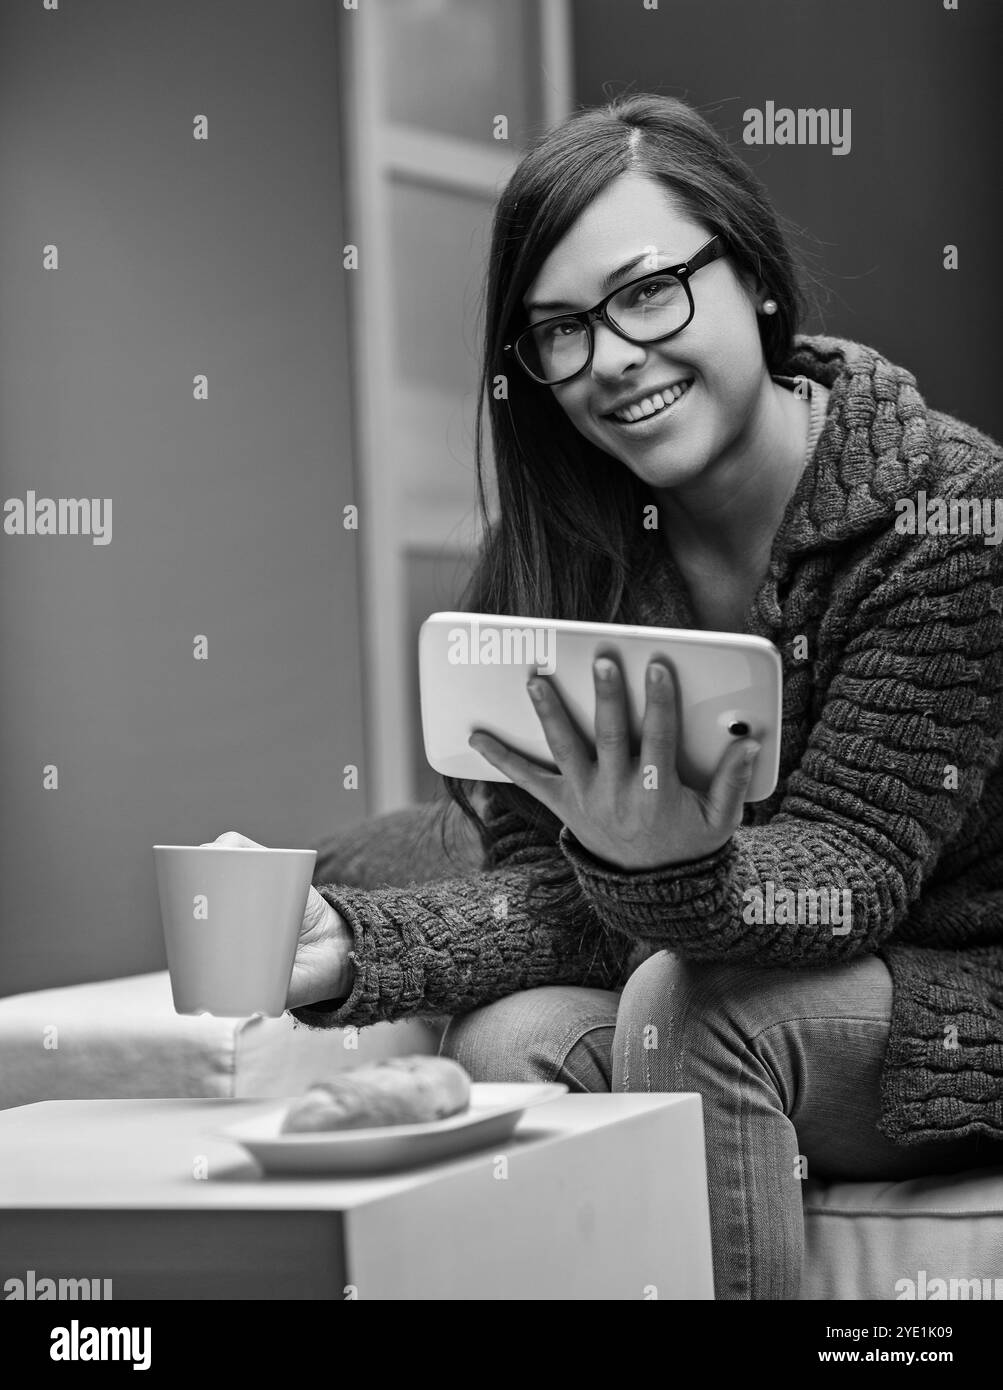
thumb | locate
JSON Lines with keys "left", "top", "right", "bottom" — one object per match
{"left": 304, "top": 884, "right": 333, "bottom": 930}
{"left": 703, "top": 740, "right": 760, "bottom": 833}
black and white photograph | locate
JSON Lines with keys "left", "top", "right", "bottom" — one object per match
{"left": 1, "top": 0, "right": 1001, "bottom": 1349}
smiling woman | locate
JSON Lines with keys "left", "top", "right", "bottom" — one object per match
{"left": 285, "top": 93, "right": 1003, "bottom": 1301}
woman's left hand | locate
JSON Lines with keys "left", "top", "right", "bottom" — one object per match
{"left": 468, "top": 657, "right": 760, "bottom": 872}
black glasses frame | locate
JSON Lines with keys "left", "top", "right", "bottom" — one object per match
{"left": 504, "top": 234, "right": 726, "bottom": 386}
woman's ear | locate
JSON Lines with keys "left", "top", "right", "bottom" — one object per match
{"left": 735, "top": 262, "right": 765, "bottom": 306}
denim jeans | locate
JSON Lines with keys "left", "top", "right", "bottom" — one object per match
{"left": 439, "top": 951, "right": 1001, "bottom": 1299}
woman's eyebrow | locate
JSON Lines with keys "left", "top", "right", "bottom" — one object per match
{"left": 525, "top": 250, "right": 668, "bottom": 313}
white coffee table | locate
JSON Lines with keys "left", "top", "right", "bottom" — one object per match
{"left": 0, "top": 1092, "right": 713, "bottom": 1299}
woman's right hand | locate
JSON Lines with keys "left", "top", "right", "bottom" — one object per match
{"left": 287, "top": 880, "right": 356, "bottom": 1012}
{"left": 201, "top": 831, "right": 356, "bottom": 1011}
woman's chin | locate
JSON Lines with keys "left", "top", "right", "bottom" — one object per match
{"left": 617, "top": 447, "right": 711, "bottom": 492}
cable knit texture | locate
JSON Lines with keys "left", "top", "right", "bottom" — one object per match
{"left": 292, "top": 336, "right": 1003, "bottom": 1148}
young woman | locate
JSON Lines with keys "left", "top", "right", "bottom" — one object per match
{"left": 220, "top": 94, "right": 1003, "bottom": 1299}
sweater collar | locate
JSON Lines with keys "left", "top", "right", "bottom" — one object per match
{"left": 775, "top": 334, "right": 931, "bottom": 554}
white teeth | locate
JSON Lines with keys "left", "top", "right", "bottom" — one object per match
{"left": 613, "top": 380, "right": 691, "bottom": 422}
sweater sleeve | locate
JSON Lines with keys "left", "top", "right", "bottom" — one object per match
{"left": 288, "top": 790, "right": 637, "bottom": 1029}
{"left": 558, "top": 523, "right": 1003, "bottom": 966}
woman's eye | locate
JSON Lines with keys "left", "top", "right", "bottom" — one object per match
{"left": 542, "top": 320, "right": 579, "bottom": 341}
{"left": 632, "top": 278, "right": 678, "bottom": 305}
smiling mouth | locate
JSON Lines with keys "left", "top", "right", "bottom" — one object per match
{"left": 604, "top": 378, "right": 695, "bottom": 424}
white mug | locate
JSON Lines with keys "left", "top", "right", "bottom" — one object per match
{"left": 153, "top": 845, "right": 317, "bottom": 1017}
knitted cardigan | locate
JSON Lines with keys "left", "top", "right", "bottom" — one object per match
{"left": 292, "top": 336, "right": 1003, "bottom": 1148}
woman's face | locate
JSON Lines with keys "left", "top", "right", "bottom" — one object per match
{"left": 521, "top": 171, "right": 769, "bottom": 491}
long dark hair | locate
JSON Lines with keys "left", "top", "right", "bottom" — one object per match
{"left": 431, "top": 93, "right": 807, "bottom": 922}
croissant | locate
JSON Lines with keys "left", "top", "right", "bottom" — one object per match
{"left": 280, "top": 1054, "right": 471, "bottom": 1132}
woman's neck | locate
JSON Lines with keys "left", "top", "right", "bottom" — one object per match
{"left": 650, "top": 378, "right": 810, "bottom": 576}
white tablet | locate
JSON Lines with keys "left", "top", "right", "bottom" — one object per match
{"left": 418, "top": 612, "right": 782, "bottom": 803}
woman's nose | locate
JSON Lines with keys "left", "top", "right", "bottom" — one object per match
{"left": 589, "top": 320, "right": 647, "bottom": 379}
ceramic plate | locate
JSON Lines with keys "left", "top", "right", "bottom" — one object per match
{"left": 216, "top": 1082, "right": 568, "bottom": 1175}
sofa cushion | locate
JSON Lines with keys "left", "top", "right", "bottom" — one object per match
{"left": 0, "top": 971, "right": 443, "bottom": 1111}
{"left": 801, "top": 1168, "right": 1003, "bottom": 1300}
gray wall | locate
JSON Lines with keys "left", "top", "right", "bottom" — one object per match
{"left": 573, "top": 0, "right": 1002, "bottom": 441}
{"left": 0, "top": 1, "right": 366, "bottom": 995}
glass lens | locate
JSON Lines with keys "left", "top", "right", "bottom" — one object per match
{"left": 518, "top": 319, "right": 590, "bottom": 383}
{"left": 608, "top": 274, "right": 689, "bottom": 341}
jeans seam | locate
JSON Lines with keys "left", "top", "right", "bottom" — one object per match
{"left": 744, "top": 1013, "right": 891, "bottom": 1046}
{"left": 551, "top": 1018, "right": 616, "bottom": 1088}
{"left": 736, "top": 1035, "right": 757, "bottom": 1299}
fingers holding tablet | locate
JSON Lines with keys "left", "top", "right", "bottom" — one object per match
{"left": 526, "top": 674, "right": 593, "bottom": 782}
{"left": 422, "top": 611, "right": 782, "bottom": 860}
{"left": 469, "top": 650, "right": 760, "bottom": 872}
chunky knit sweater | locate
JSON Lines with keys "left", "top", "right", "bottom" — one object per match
{"left": 293, "top": 336, "right": 1003, "bottom": 1148}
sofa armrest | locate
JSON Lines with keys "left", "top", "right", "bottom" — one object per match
{"left": 0, "top": 971, "right": 444, "bottom": 1110}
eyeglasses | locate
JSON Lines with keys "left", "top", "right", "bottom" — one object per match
{"left": 504, "top": 234, "right": 726, "bottom": 386}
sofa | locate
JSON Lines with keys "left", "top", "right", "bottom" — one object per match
{"left": 3, "top": 799, "right": 1001, "bottom": 1300}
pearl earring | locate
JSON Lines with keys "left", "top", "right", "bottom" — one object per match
{"left": 761, "top": 298, "right": 778, "bottom": 315}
